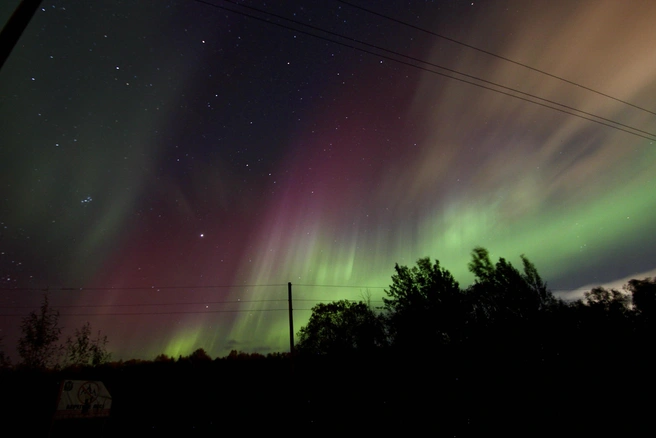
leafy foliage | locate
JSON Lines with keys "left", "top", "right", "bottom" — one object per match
{"left": 64, "top": 321, "right": 111, "bottom": 367}
{"left": 18, "top": 294, "right": 62, "bottom": 369}
{"left": 296, "top": 300, "right": 387, "bottom": 355}
{"left": 187, "top": 347, "right": 212, "bottom": 362}
{"left": 154, "top": 353, "right": 175, "bottom": 363}
{"left": 626, "top": 277, "right": 656, "bottom": 318}
{"left": 467, "top": 247, "right": 554, "bottom": 325}
{"left": 383, "top": 257, "right": 464, "bottom": 347}
{"left": 226, "top": 350, "right": 266, "bottom": 360}
{"left": 583, "top": 287, "right": 631, "bottom": 314}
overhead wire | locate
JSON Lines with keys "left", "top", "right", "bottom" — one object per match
{"left": 2, "top": 2, "right": 648, "bottom": 296}
{"left": 2, "top": 2, "right": 639, "bottom": 343}
{"left": 0, "top": 308, "right": 308, "bottom": 317}
{"left": 0, "top": 282, "right": 388, "bottom": 316}
{"left": 192, "top": 0, "right": 656, "bottom": 142}
{"left": 0, "top": 279, "right": 616, "bottom": 316}
{"left": 335, "top": 0, "right": 656, "bottom": 117}
{"left": 0, "top": 278, "right": 593, "bottom": 317}
{"left": 294, "top": 283, "right": 387, "bottom": 289}
{"left": 0, "top": 282, "right": 386, "bottom": 293}
{"left": 0, "top": 283, "right": 286, "bottom": 292}
{"left": 0, "top": 281, "right": 604, "bottom": 297}
{"left": 0, "top": 299, "right": 289, "bottom": 309}
{"left": 0, "top": 297, "right": 384, "bottom": 310}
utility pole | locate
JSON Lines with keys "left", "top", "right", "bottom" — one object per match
{"left": 288, "top": 282, "right": 294, "bottom": 355}
{"left": 0, "top": 0, "right": 44, "bottom": 70}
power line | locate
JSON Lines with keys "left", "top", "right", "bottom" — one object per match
{"left": 0, "top": 298, "right": 384, "bottom": 310}
{"left": 0, "top": 284, "right": 615, "bottom": 315}
{"left": 335, "top": 0, "right": 656, "bottom": 117}
{"left": 0, "top": 283, "right": 287, "bottom": 292}
{"left": 0, "top": 295, "right": 386, "bottom": 311}
{"left": 0, "top": 297, "right": 372, "bottom": 315}
{"left": 195, "top": 0, "right": 656, "bottom": 142}
{"left": 0, "top": 284, "right": 389, "bottom": 312}
{"left": 0, "top": 299, "right": 289, "bottom": 309}
{"left": 0, "top": 282, "right": 608, "bottom": 298}
{"left": 0, "top": 282, "right": 390, "bottom": 293}
{"left": 0, "top": 308, "right": 311, "bottom": 317}
{"left": 294, "top": 283, "right": 387, "bottom": 289}
{"left": 294, "top": 298, "right": 385, "bottom": 302}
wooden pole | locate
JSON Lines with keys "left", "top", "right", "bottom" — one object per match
{"left": 288, "top": 282, "right": 294, "bottom": 355}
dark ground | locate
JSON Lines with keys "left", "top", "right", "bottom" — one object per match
{"left": 1, "top": 347, "right": 652, "bottom": 437}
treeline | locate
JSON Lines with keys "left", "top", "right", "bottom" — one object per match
{"left": 0, "top": 295, "right": 110, "bottom": 371}
{"left": 3, "top": 246, "right": 654, "bottom": 369}
{"left": 1, "top": 247, "right": 655, "bottom": 436}
{"left": 296, "top": 247, "right": 656, "bottom": 359}
{"left": 289, "top": 247, "right": 656, "bottom": 435}
{"left": 0, "top": 296, "right": 282, "bottom": 371}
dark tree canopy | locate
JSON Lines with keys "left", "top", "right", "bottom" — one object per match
{"left": 383, "top": 257, "right": 464, "bottom": 347}
{"left": 583, "top": 287, "right": 631, "bottom": 314}
{"left": 296, "top": 300, "right": 387, "bottom": 355}
{"left": 64, "top": 321, "right": 111, "bottom": 367}
{"left": 0, "top": 336, "right": 10, "bottom": 369}
{"left": 467, "top": 247, "right": 554, "bottom": 325}
{"left": 627, "top": 278, "right": 656, "bottom": 318}
{"left": 187, "top": 347, "right": 212, "bottom": 362}
{"left": 18, "top": 294, "right": 62, "bottom": 370}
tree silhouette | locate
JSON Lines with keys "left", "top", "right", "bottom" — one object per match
{"left": 467, "top": 247, "right": 553, "bottom": 325}
{"left": 625, "top": 278, "right": 656, "bottom": 358}
{"left": 520, "top": 254, "right": 554, "bottom": 310}
{"left": 188, "top": 347, "right": 212, "bottom": 362}
{"left": 154, "top": 353, "right": 175, "bottom": 362}
{"left": 627, "top": 278, "right": 656, "bottom": 318}
{"left": 64, "top": 321, "right": 111, "bottom": 367}
{"left": 0, "top": 336, "right": 10, "bottom": 369}
{"left": 583, "top": 286, "right": 631, "bottom": 314}
{"left": 17, "top": 294, "right": 62, "bottom": 369}
{"left": 297, "top": 300, "right": 387, "bottom": 355}
{"left": 383, "top": 257, "right": 465, "bottom": 348}
{"left": 578, "top": 286, "right": 633, "bottom": 343}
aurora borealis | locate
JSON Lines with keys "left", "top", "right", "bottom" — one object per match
{"left": 1, "top": 0, "right": 655, "bottom": 360}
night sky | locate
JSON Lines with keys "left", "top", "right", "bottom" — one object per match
{"left": 1, "top": 0, "right": 655, "bottom": 360}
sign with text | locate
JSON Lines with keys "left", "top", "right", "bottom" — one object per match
{"left": 54, "top": 380, "right": 112, "bottom": 419}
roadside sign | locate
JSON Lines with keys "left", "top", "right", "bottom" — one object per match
{"left": 54, "top": 380, "right": 112, "bottom": 419}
